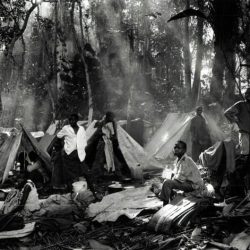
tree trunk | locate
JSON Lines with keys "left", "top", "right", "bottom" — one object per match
{"left": 78, "top": 1, "right": 86, "bottom": 44}
{"left": 191, "top": 0, "right": 204, "bottom": 108}
{"left": 37, "top": 9, "right": 57, "bottom": 120}
{"left": 54, "top": 1, "right": 59, "bottom": 100}
{"left": 183, "top": 0, "right": 192, "bottom": 110}
{"left": 6, "top": 3, "right": 38, "bottom": 58}
{"left": 210, "top": 0, "right": 239, "bottom": 105}
{"left": 71, "top": 1, "right": 93, "bottom": 125}
{"left": 246, "top": 33, "right": 250, "bottom": 85}
{"left": 224, "top": 49, "right": 236, "bottom": 107}
{"left": 210, "top": 44, "right": 225, "bottom": 103}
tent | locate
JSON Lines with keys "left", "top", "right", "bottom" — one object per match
{"left": 85, "top": 120, "right": 162, "bottom": 178}
{"left": 0, "top": 125, "right": 51, "bottom": 183}
{"left": 144, "top": 112, "right": 228, "bottom": 161}
{"left": 38, "top": 120, "right": 162, "bottom": 180}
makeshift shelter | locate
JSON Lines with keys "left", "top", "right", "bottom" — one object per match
{"left": 145, "top": 113, "right": 228, "bottom": 161}
{"left": 85, "top": 120, "right": 162, "bottom": 178}
{"left": 0, "top": 125, "right": 51, "bottom": 183}
{"left": 38, "top": 120, "right": 162, "bottom": 180}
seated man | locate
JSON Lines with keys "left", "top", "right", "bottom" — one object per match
{"left": 27, "top": 151, "right": 50, "bottom": 185}
{"left": 153, "top": 140, "right": 204, "bottom": 205}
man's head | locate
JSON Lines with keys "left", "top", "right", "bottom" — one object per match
{"left": 173, "top": 140, "right": 187, "bottom": 158}
{"left": 28, "top": 151, "right": 38, "bottom": 162}
{"left": 245, "top": 88, "right": 250, "bottom": 102}
{"left": 105, "top": 111, "right": 115, "bottom": 123}
{"left": 69, "top": 114, "right": 79, "bottom": 127}
{"left": 196, "top": 106, "right": 203, "bottom": 116}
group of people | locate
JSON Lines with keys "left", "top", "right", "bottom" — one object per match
{"left": 16, "top": 112, "right": 131, "bottom": 197}
{"left": 10, "top": 86, "right": 250, "bottom": 209}
{"left": 152, "top": 87, "right": 250, "bottom": 206}
{"left": 1, "top": 111, "right": 129, "bottom": 216}
{"left": 55, "top": 112, "right": 130, "bottom": 193}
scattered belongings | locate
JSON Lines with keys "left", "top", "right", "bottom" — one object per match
{"left": 148, "top": 195, "right": 210, "bottom": 233}
{"left": 0, "top": 222, "right": 35, "bottom": 239}
{"left": 0, "top": 214, "right": 24, "bottom": 232}
{"left": 87, "top": 186, "right": 162, "bottom": 222}
{"left": 1, "top": 117, "right": 250, "bottom": 250}
{"left": 108, "top": 182, "right": 124, "bottom": 193}
{"left": 230, "top": 230, "right": 250, "bottom": 250}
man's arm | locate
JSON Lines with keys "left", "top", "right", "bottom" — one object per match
{"left": 57, "top": 126, "right": 67, "bottom": 138}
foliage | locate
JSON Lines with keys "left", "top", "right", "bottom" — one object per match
{"left": 0, "top": 0, "right": 250, "bottom": 127}
{"left": 0, "top": 0, "right": 37, "bottom": 55}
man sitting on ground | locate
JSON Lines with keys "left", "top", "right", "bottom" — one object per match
{"left": 26, "top": 151, "right": 50, "bottom": 186}
{"left": 152, "top": 140, "right": 204, "bottom": 205}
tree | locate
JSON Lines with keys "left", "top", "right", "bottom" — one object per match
{"left": 210, "top": 0, "right": 240, "bottom": 106}
{"left": 0, "top": 0, "right": 38, "bottom": 121}
{"left": 192, "top": 0, "right": 205, "bottom": 107}
{"left": 168, "top": 0, "right": 241, "bottom": 107}
{"left": 183, "top": 0, "right": 192, "bottom": 109}
{"left": 70, "top": 0, "right": 93, "bottom": 125}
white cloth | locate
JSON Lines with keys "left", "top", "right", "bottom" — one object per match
{"left": 23, "top": 181, "right": 40, "bottom": 212}
{"left": 239, "top": 132, "right": 249, "bottom": 155}
{"left": 102, "top": 122, "right": 115, "bottom": 172}
{"left": 57, "top": 125, "right": 87, "bottom": 162}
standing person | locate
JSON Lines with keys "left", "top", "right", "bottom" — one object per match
{"left": 89, "top": 111, "right": 130, "bottom": 181}
{"left": 190, "top": 106, "right": 211, "bottom": 162}
{"left": 152, "top": 141, "right": 204, "bottom": 206}
{"left": 57, "top": 114, "right": 96, "bottom": 194}
{"left": 224, "top": 88, "right": 250, "bottom": 156}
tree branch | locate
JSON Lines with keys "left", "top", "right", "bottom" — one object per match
{"left": 20, "top": 3, "right": 38, "bottom": 34}
{"left": 6, "top": 2, "right": 37, "bottom": 57}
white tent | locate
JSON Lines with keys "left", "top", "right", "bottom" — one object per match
{"left": 145, "top": 113, "right": 228, "bottom": 161}
{"left": 86, "top": 120, "right": 163, "bottom": 178}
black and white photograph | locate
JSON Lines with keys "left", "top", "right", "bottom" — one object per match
{"left": 0, "top": 0, "right": 250, "bottom": 249}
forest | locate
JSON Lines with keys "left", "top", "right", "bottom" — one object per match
{"left": 2, "top": 1, "right": 250, "bottom": 249}
{"left": 0, "top": 0, "right": 249, "bottom": 130}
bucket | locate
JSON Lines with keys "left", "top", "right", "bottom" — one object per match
{"left": 72, "top": 180, "right": 87, "bottom": 194}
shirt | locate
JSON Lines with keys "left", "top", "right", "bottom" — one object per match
{"left": 173, "top": 154, "right": 203, "bottom": 190}
{"left": 57, "top": 125, "right": 87, "bottom": 162}
{"left": 224, "top": 100, "right": 250, "bottom": 133}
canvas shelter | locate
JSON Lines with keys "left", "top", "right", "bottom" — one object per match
{"left": 85, "top": 120, "right": 163, "bottom": 178}
{"left": 38, "top": 120, "right": 162, "bottom": 180}
{"left": 0, "top": 125, "right": 51, "bottom": 183}
{"left": 144, "top": 112, "right": 228, "bottom": 161}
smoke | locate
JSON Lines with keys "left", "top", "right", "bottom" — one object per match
{"left": 91, "top": 0, "right": 157, "bottom": 121}
{"left": 20, "top": 96, "right": 35, "bottom": 130}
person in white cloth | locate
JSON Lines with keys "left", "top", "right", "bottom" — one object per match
{"left": 57, "top": 114, "right": 96, "bottom": 194}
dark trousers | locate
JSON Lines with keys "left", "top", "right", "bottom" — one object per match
{"left": 192, "top": 142, "right": 208, "bottom": 162}
{"left": 160, "top": 179, "right": 194, "bottom": 205}
{"left": 63, "top": 150, "right": 95, "bottom": 194}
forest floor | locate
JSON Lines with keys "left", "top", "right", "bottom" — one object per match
{"left": 1, "top": 170, "right": 250, "bottom": 250}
